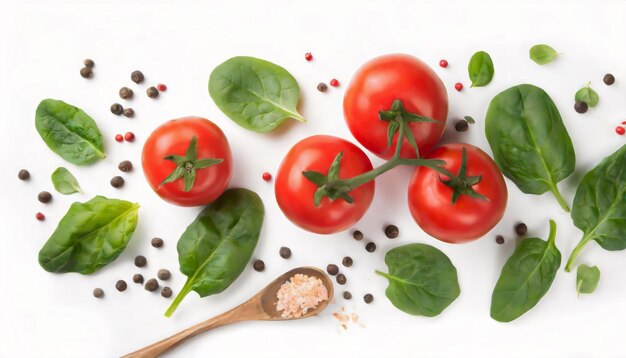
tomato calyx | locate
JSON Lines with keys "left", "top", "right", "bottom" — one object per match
{"left": 438, "top": 147, "right": 488, "bottom": 204}
{"left": 160, "top": 136, "right": 223, "bottom": 192}
{"left": 303, "top": 152, "right": 355, "bottom": 206}
{"left": 379, "top": 99, "right": 439, "bottom": 156}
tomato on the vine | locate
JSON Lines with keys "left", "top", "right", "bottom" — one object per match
{"left": 275, "top": 135, "right": 375, "bottom": 234}
{"left": 343, "top": 54, "right": 448, "bottom": 159}
{"left": 408, "top": 143, "right": 507, "bottom": 243}
{"left": 142, "top": 117, "right": 232, "bottom": 207}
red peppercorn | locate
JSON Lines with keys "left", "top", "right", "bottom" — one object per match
{"left": 262, "top": 172, "right": 272, "bottom": 181}
{"left": 616, "top": 126, "right": 625, "bottom": 135}
{"left": 439, "top": 59, "right": 448, "bottom": 68}
{"left": 454, "top": 83, "right": 463, "bottom": 91}
{"left": 304, "top": 52, "right": 313, "bottom": 61}
{"left": 157, "top": 83, "right": 167, "bottom": 91}
{"left": 36, "top": 212, "right": 45, "bottom": 221}
{"left": 329, "top": 79, "right": 339, "bottom": 87}
{"left": 622, "top": 121, "right": 626, "bottom": 125}
{"left": 124, "top": 132, "right": 135, "bottom": 142}
{"left": 115, "top": 134, "right": 124, "bottom": 142}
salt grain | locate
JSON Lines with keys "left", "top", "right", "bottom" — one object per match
{"left": 276, "top": 274, "right": 329, "bottom": 318}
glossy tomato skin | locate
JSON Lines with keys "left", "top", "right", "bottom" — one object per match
{"left": 408, "top": 143, "right": 507, "bottom": 243}
{"left": 275, "top": 135, "right": 375, "bottom": 234}
{"left": 344, "top": 54, "right": 448, "bottom": 159}
{"left": 142, "top": 117, "right": 232, "bottom": 207}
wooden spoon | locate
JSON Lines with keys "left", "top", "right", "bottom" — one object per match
{"left": 122, "top": 266, "right": 334, "bottom": 358}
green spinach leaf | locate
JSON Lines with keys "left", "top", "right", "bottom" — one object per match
{"left": 35, "top": 99, "right": 105, "bottom": 165}
{"left": 467, "top": 51, "right": 494, "bottom": 87}
{"left": 165, "top": 188, "right": 264, "bottom": 317}
{"left": 464, "top": 115, "right": 476, "bottom": 124}
{"left": 529, "top": 44, "right": 559, "bottom": 65}
{"left": 577, "top": 264, "right": 600, "bottom": 295}
{"left": 565, "top": 144, "right": 626, "bottom": 271}
{"left": 491, "top": 220, "right": 561, "bottom": 323}
{"left": 485, "top": 84, "right": 575, "bottom": 211}
{"left": 376, "top": 243, "right": 460, "bottom": 317}
{"left": 51, "top": 167, "right": 83, "bottom": 195}
{"left": 575, "top": 84, "right": 599, "bottom": 107}
{"left": 209, "top": 56, "right": 306, "bottom": 133}
{"left": 38, "top": 196, "right": 139, "bottom": 274}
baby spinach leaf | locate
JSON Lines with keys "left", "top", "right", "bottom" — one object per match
{"left": 376, "top": 243, "right": 460, "bottom": 317}
{"left": 35, "top": 99, "right": 105, "bottom": 165}
{"left": 209, "top": 56, "right": 306, "bottom": 133}
{"left": 38, "top": 196, "right": 139, "bottom": 274}
{"left": 577, "top": 264, "right": 600, "bottom": 295}
{"left": 467, "top": 51, "right": 494, "bottom": 87}
{"left": 575, "top": 84, "right": 599, "bottom": 107}
{"left": 51, "top": 167, "right": 83, "bottom": 195}
{"left": 565, "top": 144, "right": 626, "bottom": 271}
{"left": 491, "top": 220, "right": 561, "bottom": 323}
{"left": 485, "top": 84, "right": 575, "bottom": 211}
{"left": 165, "top": 188, "right": 264, "bottom": 317}
{"left": 529, "top": 44, "right": 559, "bottom": 65}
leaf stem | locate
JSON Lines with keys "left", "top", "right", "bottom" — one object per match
{"left": 565, "top": 234, "right": 591, "bottom": 272}
{"left": 550, "top": 184, "right": 571, "bottom": 212}
{"left": 164, "top": 278, "right": 193, "bottom": 318}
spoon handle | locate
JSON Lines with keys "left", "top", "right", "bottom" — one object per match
{"left": 122, "top": 306, "right": 246, "bottom": 358}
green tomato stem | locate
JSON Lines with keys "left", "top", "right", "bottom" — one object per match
{"left": 164, "top": 278, "right": 194, "bottom": 318}
{"left": 565, "top": 234, "right": 591, "bottom": 272}
{"left": 550, "top": 184, "right": 570, "bottom": 212}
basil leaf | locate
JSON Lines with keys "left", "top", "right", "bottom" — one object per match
{"left": 209, "top": 56, "right": 306, "bottom": 133}
{"left": 529, "top": 44, "right": 559, "bottom": 65}
{"left": 565, "top": 144, "right": 626, "bottom": 271}
{"left": 51, "top": 167, "right": 83, "bottom": 195}
{"left": 491, "top": 220, "right": 561, "bottom": 323}
{"left": 165, "top": 188, "right": 264, "bottom": 317}
{"left": 485, "top": 84, "right": 575, "bottom": 211}
{"left": 35, "top": 99, "right": 105, "bottom": 165}
{"left": 467, "top": 51, "right": 494, "bottom": 87}
{"left": 577, "top": 264, "right": 600, "bottom": 295}
{"left": 376, "top": 243, "right": 460, "bottom": 317}
{"left": 575, "top": 84, "right": 599, "bottom": 107}
{"left": 38, "top": 196, "right": 139, "bottom": 274}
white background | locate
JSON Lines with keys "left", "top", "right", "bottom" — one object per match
{"left": 1, "top": 1, "right": 626, "bottom": 357}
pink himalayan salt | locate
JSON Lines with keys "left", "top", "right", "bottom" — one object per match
{"left": 276, "top": 274, "right": 329, "bottom": 318}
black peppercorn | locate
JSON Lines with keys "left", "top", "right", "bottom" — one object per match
{"left": 253, "top": 259, "right": 265, "bottom": 272}
{"left": 118, "top": 160, "right": 133, "bottom": 172}
{"left": 515, "top": 222, "right": 528, "bottom": 236}
{"left": 119, "top": 87, "right": 134, "bottom": 99}
{"left": 343, "top": 291, "right": 352, "bottom": 300}
{"left": 131, "top": 70, "right": 144, "bottom": 84}
{"left": 134, "top": 255, "right": 147, "bottom": 267}
{"left": 122, "top": 108, "right": 134, "bottom": 118}
{"left": 574, "top": 101, "right": 588, "bottom": 114}
{"left": 80, "top": 67, "right": 92, "bottom": 78}
{"left": 161, "top": 287, "right": 173, "bottom": 298}
{"left": 279, "top": 247, "right": 292, "bottom": 259}
{"left": 326, "top": 264, "right": 339, "bottom": 276}
{"left": 110, "top": 103, "right": 124, "bottom": 115}
{"left": 384, "top": 224, "right": 399, "bottom": 239}
{"left": 352, "top": 230, "right": 363, "bottom": 241}
{"left": 455, "top": 119, "right": 469, "bottom": 132}
{"left": 342, "top": 256, "right": 353, "bottom": 267}
{"left": 145, "top": 278, "right": 159, "bottom": 292}
{"left": 93, "top": 288, "right": 104, "bottom": 298}
{"left": 151, "top": 237, "right": 164, "bottom": 248}
{"left": 18, "top": 169, "right": 30, "bottom": 181}
{"left": 364, "top": 294, "right": 374, "bottom": 304}
{"left": 317, "top": 82, "right": 328, "bottom": 92}
{"left": 157, "top": 269, "right": 171, "bottom": 281}
{"left": 110, "top": 176, "right": 125, "bottom": 188}
{"left": 365, "top": 242, "right": 376, "bottom": 253}
{"left": 38, "top": 191, "right": 52, "bottom": 204}
{"left": 495, "top": 235, "right": 505, "bottom": 245}
{"left": 83, "top": 59, "right": 94, "bottom": 68}
{"left": 146, "top": 86, "right": 159, "bottom": 98}
{"left": 115, "top": 280, "right": 127, "bottom": 292}
{"left": 133, "top": 274, "right": 144, "bottom": 284}
{"left": 603, "top": 73, "right": 615, "bottom": 86}
{"left": 336, "top": 273, "right": 347, "bottom": 285}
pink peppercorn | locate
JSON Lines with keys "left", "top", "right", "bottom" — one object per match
{"left": 305, "top": 53, "right": 313, "bottom": 61}
{"left": 36, "top": 212, "right": 45, "bottom": 221}
{"left": 124, "top": 132, "right": 135, "bottom": 142}
{"left": 157, "top": 83, "right": 167, "bottom": 91}
{"left": 616, "top": 126, "right": 625, "bottom": 135}
{"left": 454, "top": 83, "right": 463, "bottom": 91}
{"left": 329, "top": 79, "right": 339, "bottom": 87}
{"left": 262, "top": 172, "right": 272, "bottom": 181}
{"left": 439, "top": 59, "right": 448, "bottom": 68}
{"left": 115, "top": 134, "right": 124, "bottom": 142}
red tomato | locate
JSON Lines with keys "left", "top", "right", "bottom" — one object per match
{"left": 408, "top": 143, "right": 507, "bottom": 243}
{"left": 142, "top": 117, "right": 232, "bottom": 207}
{"left": 343, "top": 54, "right": 448, "bottom": 159}
{"left": 275, "top": 135, "right": 375, "bottom": 234}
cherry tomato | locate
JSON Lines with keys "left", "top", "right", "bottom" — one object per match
{"left": 142, "top": 117, "right": 232, "bottom": 207}
{"left": 275, "top": 135, "right": 375, "bottom": 234}
{"left": 343, "top": 54, "right": 448, "bottom": 159}
{"left": 408, "top": 143, "right": 507, "bottom": 243}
